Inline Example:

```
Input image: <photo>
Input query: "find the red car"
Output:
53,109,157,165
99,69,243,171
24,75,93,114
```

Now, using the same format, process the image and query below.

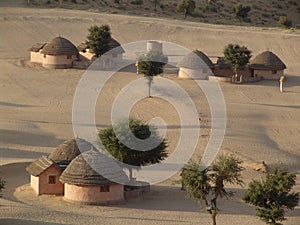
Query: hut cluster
178,50,286,82
26,138,149,205
29,36,124,69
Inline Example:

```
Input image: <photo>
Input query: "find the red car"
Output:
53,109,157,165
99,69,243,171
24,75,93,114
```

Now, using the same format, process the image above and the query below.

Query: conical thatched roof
41,36,78,55
48,138,91,165
77,37,125,54
250,51,286,70
178,50,214,69
26,156,58,176
29,42,47,52
59,150,129,185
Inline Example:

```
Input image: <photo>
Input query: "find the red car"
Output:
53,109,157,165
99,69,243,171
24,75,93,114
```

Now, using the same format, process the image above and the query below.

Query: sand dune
0,4,299,225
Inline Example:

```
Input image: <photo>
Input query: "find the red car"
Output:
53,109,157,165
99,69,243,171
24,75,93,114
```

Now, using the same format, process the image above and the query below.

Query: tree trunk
211,212,217,225
129,168,133,181
147,77,152,98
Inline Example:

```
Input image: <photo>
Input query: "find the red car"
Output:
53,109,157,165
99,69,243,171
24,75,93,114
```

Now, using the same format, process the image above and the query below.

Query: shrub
130,0,143,5
278,16,292,28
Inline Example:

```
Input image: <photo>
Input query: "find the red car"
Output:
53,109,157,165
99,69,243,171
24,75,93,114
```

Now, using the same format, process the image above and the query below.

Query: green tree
181,155,244,225
137,51,167,98
86,25,111,57
232,4,251,23
177,0,196,19
0,178,5,197
243,167,299,225
99,118,167,180
223,44,252,83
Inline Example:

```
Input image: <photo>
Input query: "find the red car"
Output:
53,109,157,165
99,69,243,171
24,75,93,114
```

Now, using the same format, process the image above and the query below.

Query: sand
0,1,300,224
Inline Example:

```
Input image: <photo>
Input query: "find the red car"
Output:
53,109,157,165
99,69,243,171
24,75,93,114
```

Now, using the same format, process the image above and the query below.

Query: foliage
130,0,143,5
232,4,251,23
243,167,299,225
278,16,292,28
137,51,167,97
177,0,196,19
0,178,5,197
98,118,167,179
181,154,244,225
223,44,252,81
86,24,111,57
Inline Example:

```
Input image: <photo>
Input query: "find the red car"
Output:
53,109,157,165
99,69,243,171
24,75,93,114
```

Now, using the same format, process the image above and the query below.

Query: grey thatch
41,36,78,55
48,138,92,165
77,37,125,54
250,51,286,70
178,50,214,69
59,149,129,186
26,156,58,176
29,42,47,52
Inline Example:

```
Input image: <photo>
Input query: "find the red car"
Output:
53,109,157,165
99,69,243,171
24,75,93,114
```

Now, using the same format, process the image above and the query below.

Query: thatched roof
26,156,58,176
77,37,125,54
29,42,47,52
48,138,92,165
178,50,214,69
41,36,78,55
59,150,129,186
250,51,286,70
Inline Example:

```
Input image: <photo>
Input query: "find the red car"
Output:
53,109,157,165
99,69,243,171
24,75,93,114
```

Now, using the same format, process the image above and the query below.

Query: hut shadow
0,219,65,225
0,101,40,108
250,103,300,109
0,162,30,202
0,129,64,147
244,74,300,88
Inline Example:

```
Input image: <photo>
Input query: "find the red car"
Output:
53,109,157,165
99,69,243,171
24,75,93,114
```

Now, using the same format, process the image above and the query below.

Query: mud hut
250,51,286,80
77,37,124,69
59,150,129,205
26,156,64,196
178,50,214,79
29,42,46,63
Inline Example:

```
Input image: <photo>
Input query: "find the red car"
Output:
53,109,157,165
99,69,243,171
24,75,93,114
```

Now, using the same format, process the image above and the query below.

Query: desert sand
0,1,300,224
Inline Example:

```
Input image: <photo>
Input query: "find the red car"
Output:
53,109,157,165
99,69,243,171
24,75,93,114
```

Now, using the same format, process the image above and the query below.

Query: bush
278,16,292,28
130,0,143,5
0,178,5,197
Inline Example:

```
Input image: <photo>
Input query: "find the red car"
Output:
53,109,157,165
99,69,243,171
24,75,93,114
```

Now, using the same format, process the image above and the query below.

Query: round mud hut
250,51,286,80
178,50,214,79
59,150,129,205
40,36,79,69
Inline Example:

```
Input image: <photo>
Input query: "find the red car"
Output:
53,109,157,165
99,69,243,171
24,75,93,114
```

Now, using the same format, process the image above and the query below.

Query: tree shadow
0,219,65,225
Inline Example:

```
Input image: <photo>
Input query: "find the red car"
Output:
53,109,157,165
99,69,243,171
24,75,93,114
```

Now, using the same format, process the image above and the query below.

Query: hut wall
64,183,124,204
37,165,64,195
213,67,234,77
79,51,95,61
147,41,163,53
42,54,76,69
179,67,212,80
30,52,43,64
253,69,283,80
30,175,39,194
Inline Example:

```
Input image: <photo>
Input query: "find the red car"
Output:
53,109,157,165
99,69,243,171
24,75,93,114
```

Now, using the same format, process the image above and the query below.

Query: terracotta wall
30,51,43,64
37,165,64,195
64,183,124,204
42,54,76,68
179,67,213,80
253,69,283,80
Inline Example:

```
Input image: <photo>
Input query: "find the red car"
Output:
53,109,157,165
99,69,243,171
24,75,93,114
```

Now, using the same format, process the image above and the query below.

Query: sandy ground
0,1,300,225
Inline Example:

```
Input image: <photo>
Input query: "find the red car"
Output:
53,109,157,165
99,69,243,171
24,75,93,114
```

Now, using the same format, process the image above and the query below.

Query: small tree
278,16,292,28
0,178,5,197
243,167,299,225
177,0,196,19
223,44,252,83
181,155,244,225
86,25,111,57
99,118,167,180
137,51,167,98
232,4,251,23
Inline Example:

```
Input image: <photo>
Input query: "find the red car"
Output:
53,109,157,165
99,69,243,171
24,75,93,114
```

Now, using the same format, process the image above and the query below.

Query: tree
98,118,167,180
243,167,299,225
181,155,244,225
177,0,196,19
232,4,251,23
86,25,111,57
0,178,5,197
223,44,252,83
278,16,292,28
137,51,167,98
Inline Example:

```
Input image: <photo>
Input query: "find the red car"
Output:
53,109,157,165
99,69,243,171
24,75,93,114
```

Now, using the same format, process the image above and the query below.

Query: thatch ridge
178,50,214,69
26,156,57,176
41,36,78,55
59,149,129,186
29,42,47,52
250,51,286,70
